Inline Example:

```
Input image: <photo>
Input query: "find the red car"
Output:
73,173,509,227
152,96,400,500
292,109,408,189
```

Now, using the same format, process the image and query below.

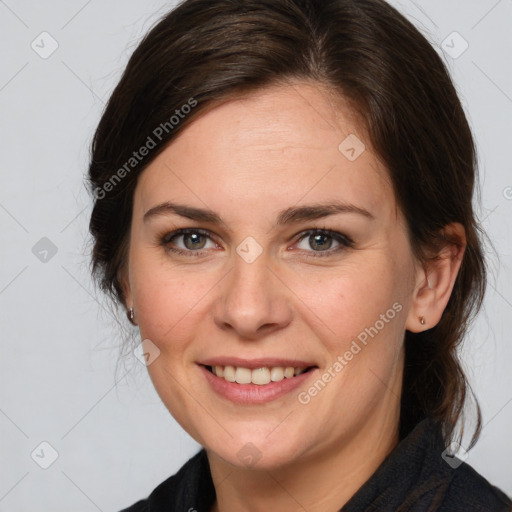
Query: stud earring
419,316,426,326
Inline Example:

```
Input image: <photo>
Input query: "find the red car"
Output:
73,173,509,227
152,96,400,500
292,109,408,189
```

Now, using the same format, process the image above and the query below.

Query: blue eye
160,228,354,257
160,228,218,256
294,229,354,255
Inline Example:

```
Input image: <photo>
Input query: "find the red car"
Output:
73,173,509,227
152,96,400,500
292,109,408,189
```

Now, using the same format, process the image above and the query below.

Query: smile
199,361,319,404
206,365,313,385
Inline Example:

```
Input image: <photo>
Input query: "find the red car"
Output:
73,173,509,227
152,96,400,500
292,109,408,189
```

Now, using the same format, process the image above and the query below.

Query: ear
119,267,138,326
406,223,466,333
118,266,133,310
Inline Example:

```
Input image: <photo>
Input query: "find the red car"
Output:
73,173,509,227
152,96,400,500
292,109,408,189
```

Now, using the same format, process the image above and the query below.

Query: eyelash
159,228,354,258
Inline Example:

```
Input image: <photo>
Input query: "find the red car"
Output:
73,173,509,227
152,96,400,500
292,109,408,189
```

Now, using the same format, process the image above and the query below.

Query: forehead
135,81,395,223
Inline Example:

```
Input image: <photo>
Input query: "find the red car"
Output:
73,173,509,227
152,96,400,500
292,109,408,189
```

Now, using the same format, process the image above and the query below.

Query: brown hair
88,0,487,447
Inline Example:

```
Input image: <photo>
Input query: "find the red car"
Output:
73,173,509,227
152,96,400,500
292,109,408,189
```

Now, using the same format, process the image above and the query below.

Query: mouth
203,364,317,386
197,357,319,404
199,362,319,404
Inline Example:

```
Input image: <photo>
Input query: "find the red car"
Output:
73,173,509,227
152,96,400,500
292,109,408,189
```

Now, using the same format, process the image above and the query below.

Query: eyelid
160,228,220,253
159,227,354,256
295,228,354,249
291,229,354,254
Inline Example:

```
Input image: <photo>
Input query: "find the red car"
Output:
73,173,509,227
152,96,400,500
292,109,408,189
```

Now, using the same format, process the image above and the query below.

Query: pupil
184,233,206,250
310,233,331,251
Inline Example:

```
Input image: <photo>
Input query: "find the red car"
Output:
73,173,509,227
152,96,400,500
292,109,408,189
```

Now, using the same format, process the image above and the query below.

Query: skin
121,81,465,512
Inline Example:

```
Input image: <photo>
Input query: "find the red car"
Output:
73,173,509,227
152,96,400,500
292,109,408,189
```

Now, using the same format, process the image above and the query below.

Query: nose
212,254,293,340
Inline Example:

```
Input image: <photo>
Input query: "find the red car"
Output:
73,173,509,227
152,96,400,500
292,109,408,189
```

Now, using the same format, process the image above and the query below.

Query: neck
207,403,400,512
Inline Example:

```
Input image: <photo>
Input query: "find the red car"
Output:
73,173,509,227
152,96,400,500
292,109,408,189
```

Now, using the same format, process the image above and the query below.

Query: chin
205,432,307,471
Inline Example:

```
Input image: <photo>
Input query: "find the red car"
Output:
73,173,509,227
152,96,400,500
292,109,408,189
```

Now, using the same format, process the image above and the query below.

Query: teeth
270,367,284,381
284,367,295,378
251,367,271,385
235,367,252,384
209,365,309,386
223,365,235,382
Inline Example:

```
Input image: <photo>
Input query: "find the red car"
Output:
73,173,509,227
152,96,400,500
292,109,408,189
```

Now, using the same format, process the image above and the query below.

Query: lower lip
199,365,317,404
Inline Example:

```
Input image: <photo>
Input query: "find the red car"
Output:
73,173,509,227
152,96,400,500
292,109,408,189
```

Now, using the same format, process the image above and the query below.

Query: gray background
0,0,511,510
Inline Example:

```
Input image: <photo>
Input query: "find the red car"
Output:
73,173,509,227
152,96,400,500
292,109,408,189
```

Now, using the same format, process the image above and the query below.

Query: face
123,81,421,470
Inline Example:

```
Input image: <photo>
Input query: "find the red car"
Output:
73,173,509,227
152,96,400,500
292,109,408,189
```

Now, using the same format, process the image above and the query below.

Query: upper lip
199,357,317,369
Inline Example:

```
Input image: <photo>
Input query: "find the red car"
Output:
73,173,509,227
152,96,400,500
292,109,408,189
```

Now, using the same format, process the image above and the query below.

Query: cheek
290,260,400,341
296,267,406,402
290,259,407,391
129,249,233,371
133,268,210,343
129,262,220,439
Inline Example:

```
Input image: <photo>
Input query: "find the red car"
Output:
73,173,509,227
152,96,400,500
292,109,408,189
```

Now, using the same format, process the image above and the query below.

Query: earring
419,316,426,325
127,307,136,325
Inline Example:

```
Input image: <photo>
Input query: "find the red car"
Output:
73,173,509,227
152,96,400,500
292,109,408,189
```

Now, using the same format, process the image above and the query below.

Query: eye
160,228,219,255
294,229,354,256
159,227,354,257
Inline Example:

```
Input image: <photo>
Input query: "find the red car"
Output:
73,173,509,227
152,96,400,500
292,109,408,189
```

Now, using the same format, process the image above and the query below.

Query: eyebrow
143,200,375,226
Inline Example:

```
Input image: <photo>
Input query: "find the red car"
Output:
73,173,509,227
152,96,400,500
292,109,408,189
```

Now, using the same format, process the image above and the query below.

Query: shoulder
403,420,512,511
435,461,512,511
407,421,512,511
342,418,512,512
117,449,212,512
118,499,147,512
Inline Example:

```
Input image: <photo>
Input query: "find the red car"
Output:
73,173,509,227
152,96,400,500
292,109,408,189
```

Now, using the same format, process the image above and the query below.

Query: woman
87,0,512,510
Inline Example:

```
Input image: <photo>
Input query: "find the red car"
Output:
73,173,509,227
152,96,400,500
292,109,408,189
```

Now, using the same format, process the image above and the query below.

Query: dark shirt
119,418,512,511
